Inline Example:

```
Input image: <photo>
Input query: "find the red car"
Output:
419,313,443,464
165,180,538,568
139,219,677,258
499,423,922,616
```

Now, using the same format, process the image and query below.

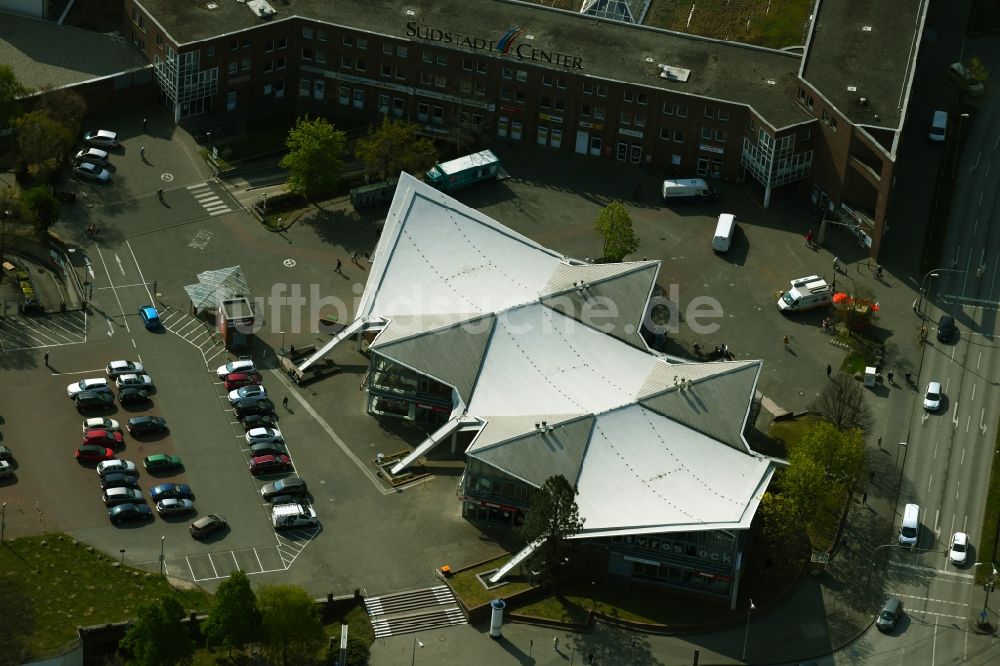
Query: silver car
156,498,195,516
74,147,110,166
115,373,154,389
83,129,119,148
73,162,112,183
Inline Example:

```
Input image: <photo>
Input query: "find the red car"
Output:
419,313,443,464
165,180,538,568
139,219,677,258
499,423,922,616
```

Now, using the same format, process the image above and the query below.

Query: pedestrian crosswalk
187,181,233,216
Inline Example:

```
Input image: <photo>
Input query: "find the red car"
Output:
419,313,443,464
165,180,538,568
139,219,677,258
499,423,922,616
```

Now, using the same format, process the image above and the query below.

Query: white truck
661,178,718,204
272,503,319,530
777,275,833,312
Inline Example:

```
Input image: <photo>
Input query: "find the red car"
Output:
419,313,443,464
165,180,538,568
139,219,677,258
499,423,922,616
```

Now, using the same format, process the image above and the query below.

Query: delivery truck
777,275,833,312
425,150,500,192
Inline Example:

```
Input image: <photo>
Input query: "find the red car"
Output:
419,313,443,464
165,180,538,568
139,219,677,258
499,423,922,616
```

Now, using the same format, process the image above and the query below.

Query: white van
712,214,737,252
777,275,833,312
661,178,718,204
272,503,319,530
899,503,920,546
929,111,948,144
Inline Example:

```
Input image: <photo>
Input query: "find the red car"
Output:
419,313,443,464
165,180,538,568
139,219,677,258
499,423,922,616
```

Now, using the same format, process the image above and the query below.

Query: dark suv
234,398,275,418
75,390,114,412
937,315,956,342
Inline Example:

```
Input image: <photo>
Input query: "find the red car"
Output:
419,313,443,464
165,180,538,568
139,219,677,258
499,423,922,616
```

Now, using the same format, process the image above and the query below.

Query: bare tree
811,372,873,434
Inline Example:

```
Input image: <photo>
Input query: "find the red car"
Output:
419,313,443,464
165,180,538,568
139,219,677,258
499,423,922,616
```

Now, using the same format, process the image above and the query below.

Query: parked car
116,373,154,390
223,372,263,390
143,454,183,473
217,359,256,379
83,129,120,149
75,390,114,412
250,441,288,458
261,477,307,500
118,387,151,405
234,398,275,418
875,597,902,632
937,314,956,342
0,460,13,480
67,378,111,398
156,498,195,516
0,445,14,461
190,513,227,539
82,429,124,449
249,454,292,476
83,417,120,433
245,427,283,445
108,503,153,524
73,162,112,183
100,472,140,490
106,360,145,377
228,385,267,404
923,381,942,411
76,445,115,463
126,416,167,435
241,413,278,431
150,483,193,502
103,486,144,507
74,147,110,166
137,305,161,329
97,459,138,477
949,532,969,565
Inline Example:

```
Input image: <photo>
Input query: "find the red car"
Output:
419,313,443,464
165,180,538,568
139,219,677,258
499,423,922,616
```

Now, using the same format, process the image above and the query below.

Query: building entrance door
575,130,588,154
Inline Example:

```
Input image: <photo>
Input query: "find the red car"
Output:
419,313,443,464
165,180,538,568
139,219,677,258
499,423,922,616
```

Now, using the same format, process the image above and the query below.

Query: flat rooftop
139,0,808,127
0,11,148,90
801,0,923,129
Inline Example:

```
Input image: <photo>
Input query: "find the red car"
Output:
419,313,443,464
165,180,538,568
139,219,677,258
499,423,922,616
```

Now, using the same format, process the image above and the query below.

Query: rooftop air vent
406,8,415,16
862,25,872,32
207,2,218,9
658,64,691,82
247,0,277,19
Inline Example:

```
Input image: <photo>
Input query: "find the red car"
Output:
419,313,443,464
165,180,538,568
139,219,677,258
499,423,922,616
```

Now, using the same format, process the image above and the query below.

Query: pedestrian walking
877,436,882,449
783,334,790,349
142,118,148,131
282,396,289,409
553,636,560,652
887,370,894,384
826,364,832,378
44,352,49,366
351,251,359,265
870,470,875,483
152,280,157,293
833,256,840,273
912,298,918,312
140,146,146,158
862,491,868,505
905,371,912,385
335,259,343,274
588,652,595,665
805,229,814,246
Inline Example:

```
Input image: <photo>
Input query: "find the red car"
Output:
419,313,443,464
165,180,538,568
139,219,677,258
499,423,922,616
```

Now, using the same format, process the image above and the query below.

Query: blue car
149,482,194,502
138,305,161,329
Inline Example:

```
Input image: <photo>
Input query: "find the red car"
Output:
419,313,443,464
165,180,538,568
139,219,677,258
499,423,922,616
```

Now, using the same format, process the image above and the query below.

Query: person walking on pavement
905,371,912,386
833,256,840,273
805,229,814,246
44,352,49,366
826,364,832,378
282,396,289,409
783,334,790,350
335,258,343,274
862,491,868,505
143,118,148,131
140,146,146,159
887,370,894,384
553,636,560,652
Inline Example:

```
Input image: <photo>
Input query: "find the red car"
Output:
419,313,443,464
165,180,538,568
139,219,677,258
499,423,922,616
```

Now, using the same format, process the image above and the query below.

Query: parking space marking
0,310,88,351
148,544,294,582
157,305,226,367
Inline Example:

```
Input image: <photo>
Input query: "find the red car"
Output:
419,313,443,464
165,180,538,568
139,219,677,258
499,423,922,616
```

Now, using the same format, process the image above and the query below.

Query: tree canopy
257,584,325,666
15,111,73,167
203,570,259,654
593,200,639,262
21,186,61,233
0,65,31,129
811,372,873,434
354,117,437,180
119,596,194,666
34,87,87,139
279,115,346,199
516,474,584,589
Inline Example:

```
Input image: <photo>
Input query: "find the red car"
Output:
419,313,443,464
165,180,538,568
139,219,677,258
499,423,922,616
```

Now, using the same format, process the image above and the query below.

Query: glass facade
741,129,813,188
154,48,219,118
366,353,453,425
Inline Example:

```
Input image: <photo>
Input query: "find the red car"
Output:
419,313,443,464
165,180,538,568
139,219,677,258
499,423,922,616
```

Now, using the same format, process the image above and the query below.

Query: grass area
645,0,812,49
1,534,213,662
768,414,821,455
449,556,535,608
839,332,881,375
514,582,701,625
262,205,310,230
975,424,1000,584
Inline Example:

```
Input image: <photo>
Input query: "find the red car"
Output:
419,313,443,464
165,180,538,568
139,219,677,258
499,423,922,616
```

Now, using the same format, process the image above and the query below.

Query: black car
75,390,114,412
108,502,154,524
0,445,13,461
126,415,167,435
937,314,956,342
100,472,140,490
190,513,228,539
118,387,151,405
234,398,275,418
241,413,278,431
250,441,288,458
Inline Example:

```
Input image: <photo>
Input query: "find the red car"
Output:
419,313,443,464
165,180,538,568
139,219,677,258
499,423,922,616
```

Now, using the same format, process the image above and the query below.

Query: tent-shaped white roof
184,266,249,310
361,174,775,538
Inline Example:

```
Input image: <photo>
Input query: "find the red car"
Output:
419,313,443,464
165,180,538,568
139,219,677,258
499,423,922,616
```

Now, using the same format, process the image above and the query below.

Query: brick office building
125,0,929,257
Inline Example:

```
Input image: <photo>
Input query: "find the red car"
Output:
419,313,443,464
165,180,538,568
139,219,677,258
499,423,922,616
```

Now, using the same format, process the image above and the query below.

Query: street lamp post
280,330,286,357
975,562,998,625
918,267,966,315
120,548,126,567
952,113,971,178
1,501,6,543
741,599,755,662
160,535,165,577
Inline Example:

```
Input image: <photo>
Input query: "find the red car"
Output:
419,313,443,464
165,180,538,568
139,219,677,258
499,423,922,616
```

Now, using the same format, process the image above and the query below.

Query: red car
76,445,115,463
249,454,291,476
224,372,263,391
82,429,125,449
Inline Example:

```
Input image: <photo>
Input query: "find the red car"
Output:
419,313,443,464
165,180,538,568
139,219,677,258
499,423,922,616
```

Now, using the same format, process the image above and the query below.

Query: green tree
35,87,88,139
21,186,60,233
593,200,639,261
257,584,325,666
15,111,73,166
0,65,31,128
757,491,807,571
119,596,194,666
203,570,259,655
516,475,584,589
354,116,437,180
279,115,346,199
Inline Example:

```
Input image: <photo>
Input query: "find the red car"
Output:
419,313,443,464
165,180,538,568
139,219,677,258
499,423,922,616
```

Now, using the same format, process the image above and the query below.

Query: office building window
502,67,512,80
477,62,487,74
582,81,593,95
357,37,367,49
437,54,447,66
676,105,688,117
378,94,389,113
516,70,528,82
418,102,429,122
637,92,648,105
344,34,354,47
341,55,353,69
317,29,327,42
303,27,314,39
302,49,313,61
316,50,327,65
674,130,685,142
227,61,237,75
434,75,446,88
420,72,433,85
422,50,433,63
277,37,287,50
463,58,473,71
397,45,408,58
276,57,285,70
206,45,215,58
432,104,443,125
299,78,311,96
383,43,393,55
265,40,274,53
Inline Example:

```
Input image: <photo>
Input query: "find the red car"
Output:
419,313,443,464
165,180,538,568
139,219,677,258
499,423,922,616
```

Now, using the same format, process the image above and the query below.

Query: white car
923,381,942,411
67,378,111,398
74,147,110,166
96,459,138,477
228,385,266,404
216,359,256,379
0,460,13,480
245,427,284,445
82,417,120,433
115,373,154,389
106,360,145,377
949,532,968,565
83,129,119,148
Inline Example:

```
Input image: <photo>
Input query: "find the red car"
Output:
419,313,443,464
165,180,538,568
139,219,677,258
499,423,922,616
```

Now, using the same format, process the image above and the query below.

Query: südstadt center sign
405,21,583,70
